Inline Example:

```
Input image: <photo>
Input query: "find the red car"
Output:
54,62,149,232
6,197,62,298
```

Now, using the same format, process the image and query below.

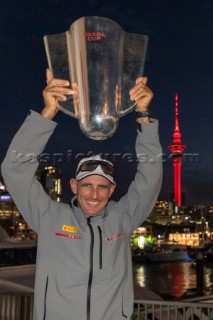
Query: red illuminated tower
168,94,186,206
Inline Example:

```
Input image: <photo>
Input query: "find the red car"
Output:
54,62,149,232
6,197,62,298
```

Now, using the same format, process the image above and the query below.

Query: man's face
70,175,116,217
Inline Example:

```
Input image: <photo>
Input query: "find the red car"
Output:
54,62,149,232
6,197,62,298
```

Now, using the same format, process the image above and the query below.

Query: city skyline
0,1,213,205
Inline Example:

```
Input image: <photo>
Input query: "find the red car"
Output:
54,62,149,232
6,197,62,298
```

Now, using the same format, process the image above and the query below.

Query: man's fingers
130,77,148,99
44,73,79,107
130,84,150,101
46,86,74,94
135,76,147,85
132,89,150,102
46,68,53,84
43,88,76,103
47,78,70,88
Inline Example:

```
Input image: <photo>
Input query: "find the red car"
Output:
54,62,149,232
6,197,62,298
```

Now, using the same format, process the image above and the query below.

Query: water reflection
204,267,213,288
133,261,213,299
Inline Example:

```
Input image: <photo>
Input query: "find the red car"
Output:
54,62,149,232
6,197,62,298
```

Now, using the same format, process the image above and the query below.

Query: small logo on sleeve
105,234,123,241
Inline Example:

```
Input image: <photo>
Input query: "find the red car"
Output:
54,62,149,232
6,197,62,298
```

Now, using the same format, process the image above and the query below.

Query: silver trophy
44,16,148,140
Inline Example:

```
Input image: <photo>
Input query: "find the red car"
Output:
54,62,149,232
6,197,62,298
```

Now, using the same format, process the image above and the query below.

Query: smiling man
1,69,162,320
71,156,116,217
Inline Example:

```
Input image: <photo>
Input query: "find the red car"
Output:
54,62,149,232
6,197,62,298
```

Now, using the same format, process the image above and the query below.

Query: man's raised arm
1,69,76,230
115,77,162,232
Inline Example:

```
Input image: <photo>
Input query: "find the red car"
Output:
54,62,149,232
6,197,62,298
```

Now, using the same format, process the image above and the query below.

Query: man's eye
99,185,108,189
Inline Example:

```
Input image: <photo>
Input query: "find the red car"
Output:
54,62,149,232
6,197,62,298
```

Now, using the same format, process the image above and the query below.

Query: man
1,69,162,320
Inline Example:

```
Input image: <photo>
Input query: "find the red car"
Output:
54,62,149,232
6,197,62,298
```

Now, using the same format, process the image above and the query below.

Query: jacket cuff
136,118,157,132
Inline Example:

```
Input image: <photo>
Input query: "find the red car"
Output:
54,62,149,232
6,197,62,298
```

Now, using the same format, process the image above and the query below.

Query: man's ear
70,178,77,194
109,183,116,198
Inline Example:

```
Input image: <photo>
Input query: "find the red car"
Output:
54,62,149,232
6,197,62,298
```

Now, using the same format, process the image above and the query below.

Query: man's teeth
87,201,98,205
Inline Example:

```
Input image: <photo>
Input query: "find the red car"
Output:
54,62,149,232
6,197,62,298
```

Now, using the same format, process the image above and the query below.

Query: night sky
0,0,213,206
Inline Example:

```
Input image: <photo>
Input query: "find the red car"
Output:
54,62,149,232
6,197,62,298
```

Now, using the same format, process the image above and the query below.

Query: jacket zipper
97,226,103,269
87,217,94,320
43,276,48,320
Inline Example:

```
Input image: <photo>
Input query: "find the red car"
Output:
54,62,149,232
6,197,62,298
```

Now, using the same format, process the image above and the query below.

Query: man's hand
41,69,76,120
129,77,153,124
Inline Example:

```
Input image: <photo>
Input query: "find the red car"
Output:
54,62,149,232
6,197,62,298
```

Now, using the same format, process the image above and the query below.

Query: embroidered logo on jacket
55,232,81,239
62,225,77,233
105,234,123,241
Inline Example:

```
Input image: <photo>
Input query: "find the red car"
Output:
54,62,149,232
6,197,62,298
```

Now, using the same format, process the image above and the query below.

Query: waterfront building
0,165,62,239
0,182,36,239
38,165,62,202
148,200,191,225
130,201,213,249
0,185,20,237
148,200,173,225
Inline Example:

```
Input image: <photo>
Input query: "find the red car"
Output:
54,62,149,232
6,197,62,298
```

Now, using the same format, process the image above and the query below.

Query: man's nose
90,187,98,199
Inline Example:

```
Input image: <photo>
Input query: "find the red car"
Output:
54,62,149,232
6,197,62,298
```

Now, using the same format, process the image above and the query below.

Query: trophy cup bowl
44,16,148,140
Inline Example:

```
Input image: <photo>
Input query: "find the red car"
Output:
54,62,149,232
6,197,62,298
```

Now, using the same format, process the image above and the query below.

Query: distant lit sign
138,236,145,249
0,195,11,201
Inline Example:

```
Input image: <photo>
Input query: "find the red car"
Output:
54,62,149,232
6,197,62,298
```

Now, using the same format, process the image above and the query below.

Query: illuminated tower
168,94,186,206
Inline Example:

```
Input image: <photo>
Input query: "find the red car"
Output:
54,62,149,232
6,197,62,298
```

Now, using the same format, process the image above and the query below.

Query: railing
0,292,34,320
1,292,213,320
133,299,213,320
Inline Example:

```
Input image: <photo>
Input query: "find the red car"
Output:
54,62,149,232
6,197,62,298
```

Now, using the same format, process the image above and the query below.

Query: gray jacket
1,111,162,320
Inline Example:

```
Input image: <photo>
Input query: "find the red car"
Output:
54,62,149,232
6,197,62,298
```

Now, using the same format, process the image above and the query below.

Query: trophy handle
119,101,137,117
118,32,148,117
44,32,77,118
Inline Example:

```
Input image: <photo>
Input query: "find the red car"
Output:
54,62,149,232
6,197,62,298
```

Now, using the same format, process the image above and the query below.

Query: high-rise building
168,94,186,206
0,182,24,237
40,166,62,202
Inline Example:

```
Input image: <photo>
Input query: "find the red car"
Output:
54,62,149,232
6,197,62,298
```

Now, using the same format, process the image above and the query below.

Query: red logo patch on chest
55,232,81,239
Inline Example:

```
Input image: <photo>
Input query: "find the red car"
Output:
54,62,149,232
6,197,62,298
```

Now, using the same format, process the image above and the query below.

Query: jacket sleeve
115,120,163,233
1,111,57,233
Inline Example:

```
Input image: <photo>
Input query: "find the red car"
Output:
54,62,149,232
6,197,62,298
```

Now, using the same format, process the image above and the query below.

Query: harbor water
133,260,213,300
